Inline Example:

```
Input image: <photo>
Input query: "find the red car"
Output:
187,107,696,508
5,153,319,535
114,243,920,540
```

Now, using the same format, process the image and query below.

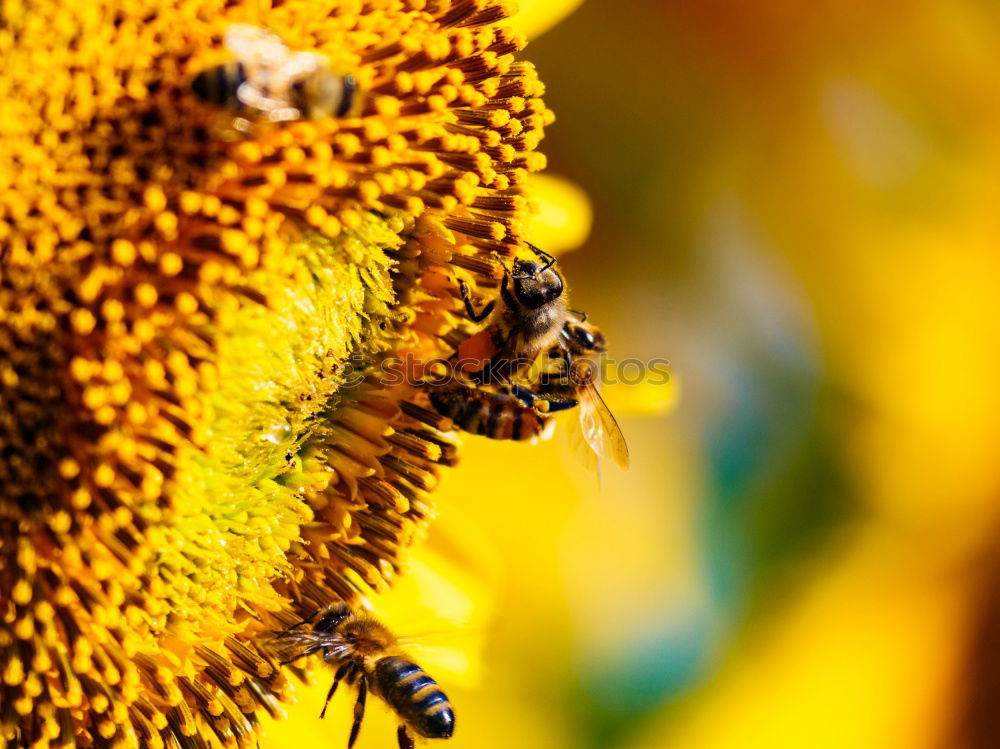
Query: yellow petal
510,0,586,40
603,376,681,417
524,173,593,254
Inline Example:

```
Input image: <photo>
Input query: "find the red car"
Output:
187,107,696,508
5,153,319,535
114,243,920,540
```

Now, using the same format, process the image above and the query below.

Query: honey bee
192,24,359,124
430,313,628,472
276,603,454,749
452,243,567,383
424,246,627,466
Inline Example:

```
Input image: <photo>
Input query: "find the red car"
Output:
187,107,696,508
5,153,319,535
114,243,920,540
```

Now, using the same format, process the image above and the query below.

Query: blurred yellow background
269,1,1000,747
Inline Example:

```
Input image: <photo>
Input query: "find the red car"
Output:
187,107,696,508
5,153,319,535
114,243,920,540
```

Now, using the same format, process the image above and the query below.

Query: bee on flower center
192,24,360,126
276,603,455,749
426,249,629,466
450,243,568,384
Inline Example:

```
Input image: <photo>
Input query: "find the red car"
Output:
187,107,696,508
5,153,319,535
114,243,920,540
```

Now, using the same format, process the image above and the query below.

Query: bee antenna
525,242,556,273
491,251,516,277
568,308,588,322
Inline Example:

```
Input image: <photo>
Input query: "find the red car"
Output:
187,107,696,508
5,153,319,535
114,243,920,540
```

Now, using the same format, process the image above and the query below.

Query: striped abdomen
191,61,247,111
374,657,454,739
428,385,547,441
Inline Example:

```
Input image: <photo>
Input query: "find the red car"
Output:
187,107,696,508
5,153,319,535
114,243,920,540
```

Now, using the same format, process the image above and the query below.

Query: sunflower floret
0,0,555,746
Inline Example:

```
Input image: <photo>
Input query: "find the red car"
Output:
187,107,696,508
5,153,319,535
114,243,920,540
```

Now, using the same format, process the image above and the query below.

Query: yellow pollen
59,458,81,479
144,186,168,213
1,0,552,746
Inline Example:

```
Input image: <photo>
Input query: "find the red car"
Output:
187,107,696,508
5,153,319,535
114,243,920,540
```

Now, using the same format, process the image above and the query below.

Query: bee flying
276,603,454,749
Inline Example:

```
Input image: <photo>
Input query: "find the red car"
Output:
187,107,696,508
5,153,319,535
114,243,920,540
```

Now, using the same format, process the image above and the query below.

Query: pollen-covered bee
276,603,454,749
192,24,360,125
425,245,627,464
451,243,567,383
430,306,628,470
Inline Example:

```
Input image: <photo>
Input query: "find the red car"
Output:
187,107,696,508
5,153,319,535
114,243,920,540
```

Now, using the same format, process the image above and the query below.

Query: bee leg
458,279,495,323
543,395,579,413
346,674,368,748
319,662,351,719
510,384,539,406
396,725,415,749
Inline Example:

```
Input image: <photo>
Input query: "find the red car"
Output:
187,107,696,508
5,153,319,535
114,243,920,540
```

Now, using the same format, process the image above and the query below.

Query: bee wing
267,629,347,663
224,24,302,115
579,383,630,470
566,406,601,482
286,49,324,77
225,24,289,68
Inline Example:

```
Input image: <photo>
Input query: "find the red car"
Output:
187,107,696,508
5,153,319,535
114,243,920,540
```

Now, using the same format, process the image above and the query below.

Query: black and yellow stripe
427,384,545,441
191,61,247,110
374,656,455,739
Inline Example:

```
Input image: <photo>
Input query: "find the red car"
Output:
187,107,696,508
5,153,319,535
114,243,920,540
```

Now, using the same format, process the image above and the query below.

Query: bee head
510,260,564,310
312,602,351,633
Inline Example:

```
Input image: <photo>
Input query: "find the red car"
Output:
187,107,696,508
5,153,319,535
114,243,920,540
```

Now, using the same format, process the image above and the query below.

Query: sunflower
0,0,586,746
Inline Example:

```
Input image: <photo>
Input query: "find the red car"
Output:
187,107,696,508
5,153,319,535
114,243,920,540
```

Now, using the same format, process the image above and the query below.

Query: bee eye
574,328,596,348
512,260,537,276
314,603,350,632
